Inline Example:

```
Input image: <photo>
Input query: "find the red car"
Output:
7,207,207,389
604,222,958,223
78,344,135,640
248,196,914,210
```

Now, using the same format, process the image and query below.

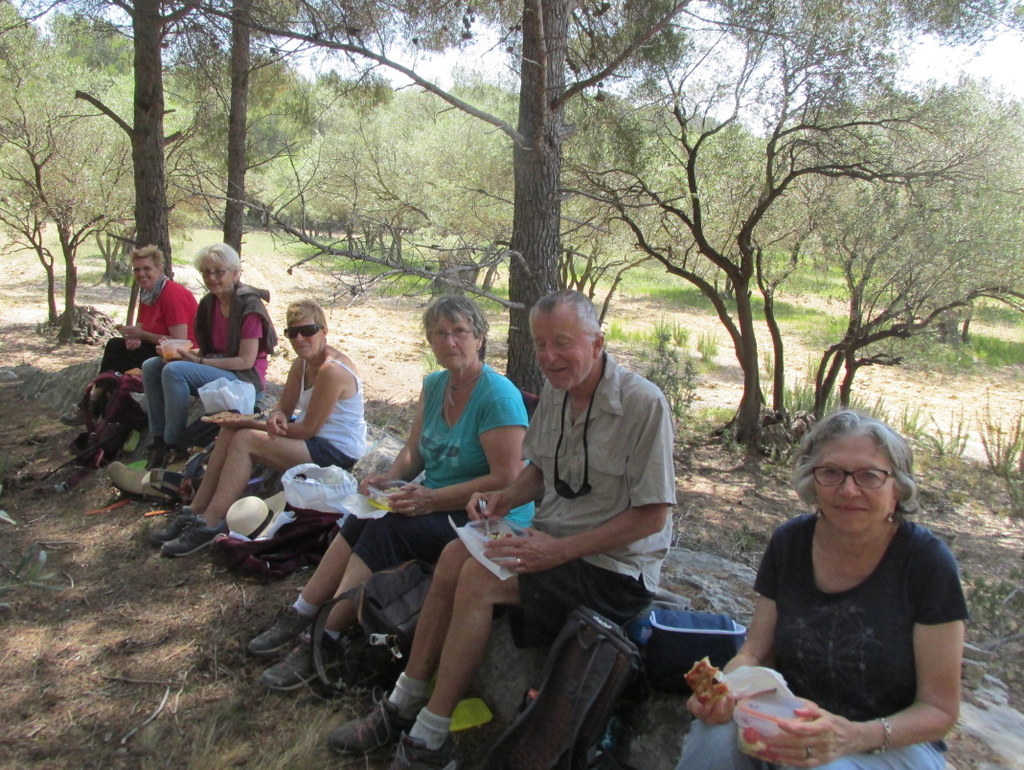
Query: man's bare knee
455,559,519,606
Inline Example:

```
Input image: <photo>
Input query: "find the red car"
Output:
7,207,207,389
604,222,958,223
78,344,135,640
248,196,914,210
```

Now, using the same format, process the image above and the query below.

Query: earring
886,512,895,523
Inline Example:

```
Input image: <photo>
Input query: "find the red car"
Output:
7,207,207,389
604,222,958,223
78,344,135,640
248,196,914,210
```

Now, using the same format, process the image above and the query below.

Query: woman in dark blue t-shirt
676,409,967,770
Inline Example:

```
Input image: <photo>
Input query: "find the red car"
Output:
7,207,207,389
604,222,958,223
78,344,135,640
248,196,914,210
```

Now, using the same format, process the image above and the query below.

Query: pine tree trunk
505,0,569,393
131,0,171,269
223,0,250,253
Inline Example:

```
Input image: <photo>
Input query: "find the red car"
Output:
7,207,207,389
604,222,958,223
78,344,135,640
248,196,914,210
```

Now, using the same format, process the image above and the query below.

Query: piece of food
367,481,406,510
685,656,730,704
201,412,258,423
738,725,769,756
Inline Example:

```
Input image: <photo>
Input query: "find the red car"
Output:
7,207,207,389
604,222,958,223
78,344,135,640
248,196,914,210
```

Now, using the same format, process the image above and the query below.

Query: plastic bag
198,377,256,415
281,462,357,514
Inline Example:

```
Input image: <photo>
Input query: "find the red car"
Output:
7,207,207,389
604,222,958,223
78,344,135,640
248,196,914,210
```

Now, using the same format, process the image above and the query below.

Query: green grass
642,283,710,311
605,320,650,344
970,334,1024,367
973,300,1024,328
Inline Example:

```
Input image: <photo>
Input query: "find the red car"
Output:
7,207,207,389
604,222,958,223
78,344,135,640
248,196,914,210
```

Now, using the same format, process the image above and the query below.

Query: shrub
642,325,698,420
696,332,719,364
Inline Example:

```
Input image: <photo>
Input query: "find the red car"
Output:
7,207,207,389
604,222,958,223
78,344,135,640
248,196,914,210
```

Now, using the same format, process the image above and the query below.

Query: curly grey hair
423,295,488,361
792,409,919,517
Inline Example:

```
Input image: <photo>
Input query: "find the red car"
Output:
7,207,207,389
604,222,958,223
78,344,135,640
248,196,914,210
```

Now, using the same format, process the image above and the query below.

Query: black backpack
479,607,641,770
311,559,434,692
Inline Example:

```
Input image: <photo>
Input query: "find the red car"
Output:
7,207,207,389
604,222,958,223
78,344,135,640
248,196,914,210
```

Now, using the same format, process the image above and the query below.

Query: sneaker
249,607,311,657
389,733,457,770
160,519,226,557
260,637,316,691
148,508,197,547
328,697,414,756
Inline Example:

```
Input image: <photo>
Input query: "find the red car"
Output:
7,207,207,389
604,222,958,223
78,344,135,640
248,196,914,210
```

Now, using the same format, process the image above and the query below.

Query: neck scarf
140,275,168,306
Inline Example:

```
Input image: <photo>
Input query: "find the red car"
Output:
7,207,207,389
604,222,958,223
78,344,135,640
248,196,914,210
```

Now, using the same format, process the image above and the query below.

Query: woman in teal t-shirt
251,296,533,691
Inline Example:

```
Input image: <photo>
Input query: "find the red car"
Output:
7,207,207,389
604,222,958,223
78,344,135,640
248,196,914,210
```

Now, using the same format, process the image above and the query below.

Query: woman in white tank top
154,299,366,558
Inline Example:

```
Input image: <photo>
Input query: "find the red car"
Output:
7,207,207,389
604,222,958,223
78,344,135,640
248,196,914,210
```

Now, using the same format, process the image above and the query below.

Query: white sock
388,673,431,719
292,596,319,618
408,708,451,751
324,629,340,641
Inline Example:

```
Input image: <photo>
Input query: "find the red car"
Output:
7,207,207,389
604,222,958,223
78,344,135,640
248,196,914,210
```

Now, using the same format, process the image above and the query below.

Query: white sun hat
225,491,287,540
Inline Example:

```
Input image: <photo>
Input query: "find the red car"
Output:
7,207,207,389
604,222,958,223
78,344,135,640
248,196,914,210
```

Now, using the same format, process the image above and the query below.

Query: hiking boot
388,733,457,770
148,508,197,547
160,519,226,557
145,441,167,471
328,696,414,756
260,637,316,691
163,446,191,469
262,631,349,691
249,607,311,657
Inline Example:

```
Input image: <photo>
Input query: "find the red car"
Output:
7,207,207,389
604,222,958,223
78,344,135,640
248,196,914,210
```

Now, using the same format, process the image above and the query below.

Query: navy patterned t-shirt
754,515,968,721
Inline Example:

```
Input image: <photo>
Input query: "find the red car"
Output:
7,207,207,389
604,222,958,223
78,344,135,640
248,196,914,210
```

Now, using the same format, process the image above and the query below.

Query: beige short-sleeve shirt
523,353,677,588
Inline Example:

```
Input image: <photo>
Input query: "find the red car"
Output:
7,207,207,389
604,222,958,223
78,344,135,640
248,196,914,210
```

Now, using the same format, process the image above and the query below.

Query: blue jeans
675,720,946,770
141,358,240,447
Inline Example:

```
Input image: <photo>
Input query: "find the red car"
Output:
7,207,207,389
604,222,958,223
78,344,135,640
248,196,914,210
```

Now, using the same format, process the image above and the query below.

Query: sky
371,27,1024,102
902,32,1024,99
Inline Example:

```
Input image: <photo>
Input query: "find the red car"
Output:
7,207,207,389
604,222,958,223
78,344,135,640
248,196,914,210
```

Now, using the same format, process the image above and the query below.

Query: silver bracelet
877,717,892,754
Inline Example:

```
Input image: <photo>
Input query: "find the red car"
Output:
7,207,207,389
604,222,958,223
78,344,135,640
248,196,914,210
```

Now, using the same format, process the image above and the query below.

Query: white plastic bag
198,377,256,415
281,463,358,514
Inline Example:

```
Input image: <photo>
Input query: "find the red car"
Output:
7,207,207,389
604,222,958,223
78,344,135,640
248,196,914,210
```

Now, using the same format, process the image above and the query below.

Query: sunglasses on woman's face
283,324,323,339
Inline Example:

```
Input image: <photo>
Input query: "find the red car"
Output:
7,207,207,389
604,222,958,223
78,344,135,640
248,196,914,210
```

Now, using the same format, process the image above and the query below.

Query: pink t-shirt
209,311,267,386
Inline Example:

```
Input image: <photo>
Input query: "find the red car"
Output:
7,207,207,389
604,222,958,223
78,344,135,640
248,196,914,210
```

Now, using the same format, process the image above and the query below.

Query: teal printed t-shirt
420,365,533,528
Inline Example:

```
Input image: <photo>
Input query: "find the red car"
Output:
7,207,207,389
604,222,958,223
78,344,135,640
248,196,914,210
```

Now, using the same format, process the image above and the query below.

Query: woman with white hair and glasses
141,243,276,469
676,409,967,770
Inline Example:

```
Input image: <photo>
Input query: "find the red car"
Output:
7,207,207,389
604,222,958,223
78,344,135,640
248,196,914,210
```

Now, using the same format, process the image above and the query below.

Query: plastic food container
734,693,815,757
159,339,192,361
367,480,407,510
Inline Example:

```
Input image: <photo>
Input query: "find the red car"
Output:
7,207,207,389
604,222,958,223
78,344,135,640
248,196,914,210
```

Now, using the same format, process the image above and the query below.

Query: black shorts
305,436,357,469
511,559,652,647
341,510,470,573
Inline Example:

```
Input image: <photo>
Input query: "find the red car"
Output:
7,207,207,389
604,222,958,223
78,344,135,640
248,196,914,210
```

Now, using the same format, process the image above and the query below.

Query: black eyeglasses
552,354,606,499
812,466,893,489
283,324,323,339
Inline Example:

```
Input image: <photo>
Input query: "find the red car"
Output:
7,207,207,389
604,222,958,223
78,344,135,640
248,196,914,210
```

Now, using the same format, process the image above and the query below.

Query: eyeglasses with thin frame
552,353,606,499
812,466,893,489
429,327,474,343
283,323,323,339
200,268,229,279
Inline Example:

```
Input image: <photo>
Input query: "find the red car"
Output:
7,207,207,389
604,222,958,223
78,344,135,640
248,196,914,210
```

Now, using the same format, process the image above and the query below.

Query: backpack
153,420,279,504
69,371,147,468
208,507,341,581
479,607,641,770
311,559,434,692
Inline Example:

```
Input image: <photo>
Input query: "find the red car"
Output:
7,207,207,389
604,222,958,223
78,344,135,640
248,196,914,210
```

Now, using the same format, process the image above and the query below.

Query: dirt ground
2,236,1023,769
